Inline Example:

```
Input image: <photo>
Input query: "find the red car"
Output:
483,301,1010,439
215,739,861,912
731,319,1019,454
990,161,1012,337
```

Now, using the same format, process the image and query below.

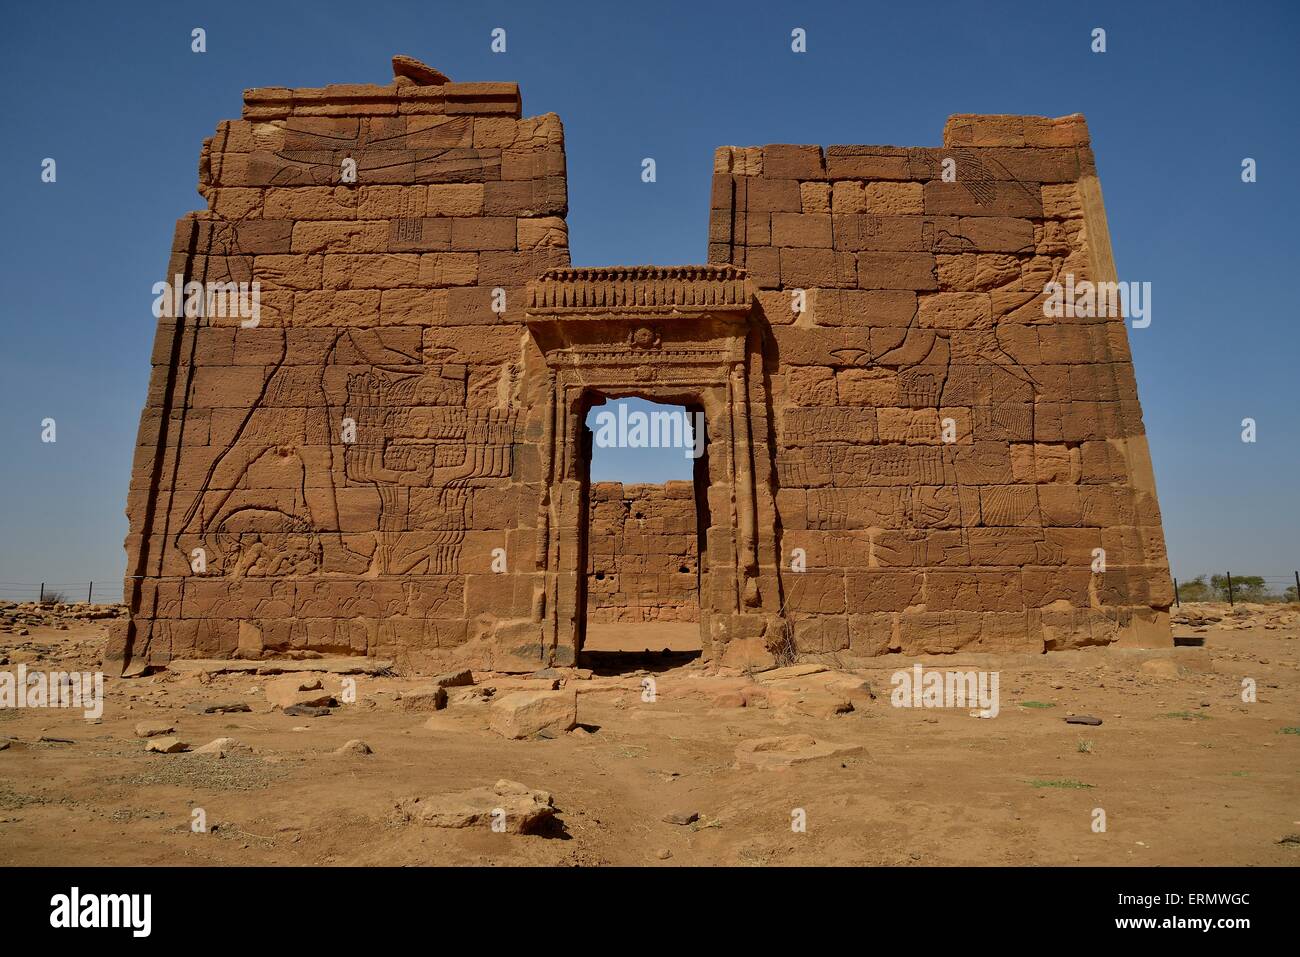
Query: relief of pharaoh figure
174,328,515,581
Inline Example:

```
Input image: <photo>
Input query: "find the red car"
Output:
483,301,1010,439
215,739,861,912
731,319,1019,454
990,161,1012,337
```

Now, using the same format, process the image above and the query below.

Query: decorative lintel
526,265,753,317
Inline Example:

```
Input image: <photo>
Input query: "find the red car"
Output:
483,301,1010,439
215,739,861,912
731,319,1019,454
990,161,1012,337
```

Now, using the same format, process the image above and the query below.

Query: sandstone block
266,676,336,710
857,252,937,290
397,780,555,833
400,686,448,711
134,720,176,738
145,737,189,754
488,689,578,739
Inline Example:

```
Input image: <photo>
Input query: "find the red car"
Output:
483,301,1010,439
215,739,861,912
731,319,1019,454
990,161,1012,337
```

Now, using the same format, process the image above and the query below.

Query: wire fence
0,580,127,605
1172,572,1300,607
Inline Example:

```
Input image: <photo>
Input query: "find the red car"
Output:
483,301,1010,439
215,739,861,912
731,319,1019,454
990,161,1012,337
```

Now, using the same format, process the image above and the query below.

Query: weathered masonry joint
111,57,1173,675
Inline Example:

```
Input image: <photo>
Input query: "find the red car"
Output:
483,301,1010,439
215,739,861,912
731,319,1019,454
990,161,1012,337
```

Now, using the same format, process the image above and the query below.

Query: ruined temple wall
112,75,1175,674
708,114,1173,656
587,482,699,623
112,77,569,672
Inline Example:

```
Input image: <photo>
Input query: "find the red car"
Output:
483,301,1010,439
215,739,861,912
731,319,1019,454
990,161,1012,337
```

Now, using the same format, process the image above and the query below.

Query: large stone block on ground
265,676,335,710
488,688,578,739
396,779,556,833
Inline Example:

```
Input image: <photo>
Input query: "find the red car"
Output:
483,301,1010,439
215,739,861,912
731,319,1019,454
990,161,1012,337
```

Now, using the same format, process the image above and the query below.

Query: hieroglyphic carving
782,407,876,446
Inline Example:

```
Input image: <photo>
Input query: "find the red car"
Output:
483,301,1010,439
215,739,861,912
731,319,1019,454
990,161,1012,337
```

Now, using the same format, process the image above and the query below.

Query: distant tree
1210,574,1268,602
1285,584,1299,603
1178,575,1212,601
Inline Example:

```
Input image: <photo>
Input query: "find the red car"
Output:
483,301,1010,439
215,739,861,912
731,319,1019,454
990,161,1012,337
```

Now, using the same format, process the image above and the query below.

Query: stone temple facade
109,57,1173,675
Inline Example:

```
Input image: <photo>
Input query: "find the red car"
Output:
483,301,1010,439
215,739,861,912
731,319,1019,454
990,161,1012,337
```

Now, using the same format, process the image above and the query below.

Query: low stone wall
587,482,699,623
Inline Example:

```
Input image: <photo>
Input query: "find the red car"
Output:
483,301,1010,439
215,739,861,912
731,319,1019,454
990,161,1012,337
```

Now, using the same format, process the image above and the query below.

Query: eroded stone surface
734,734,864,770
391,55,450,86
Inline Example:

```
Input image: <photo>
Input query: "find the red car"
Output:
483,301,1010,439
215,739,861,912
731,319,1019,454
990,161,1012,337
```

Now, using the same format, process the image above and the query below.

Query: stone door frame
525,266,774,664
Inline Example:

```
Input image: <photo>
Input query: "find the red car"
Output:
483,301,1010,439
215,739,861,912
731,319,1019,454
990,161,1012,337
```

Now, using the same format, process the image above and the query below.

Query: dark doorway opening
578,395,709,673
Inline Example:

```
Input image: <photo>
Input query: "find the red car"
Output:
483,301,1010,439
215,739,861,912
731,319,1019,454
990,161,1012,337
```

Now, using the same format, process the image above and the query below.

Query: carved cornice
526,265,753,315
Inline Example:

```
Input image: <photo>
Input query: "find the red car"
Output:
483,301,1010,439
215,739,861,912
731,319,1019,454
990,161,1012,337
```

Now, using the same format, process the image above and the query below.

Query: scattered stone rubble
9,606,1294,858
0,601,124,666
1172,602,1299,633
0,601,124,637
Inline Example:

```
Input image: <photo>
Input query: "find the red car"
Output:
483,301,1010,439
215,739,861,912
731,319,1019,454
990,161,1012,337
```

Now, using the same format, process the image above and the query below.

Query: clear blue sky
1,0,1297,601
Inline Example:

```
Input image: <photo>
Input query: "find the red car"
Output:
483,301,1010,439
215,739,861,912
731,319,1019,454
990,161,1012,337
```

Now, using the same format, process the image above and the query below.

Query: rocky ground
0,601,1297,866
0,599,124,642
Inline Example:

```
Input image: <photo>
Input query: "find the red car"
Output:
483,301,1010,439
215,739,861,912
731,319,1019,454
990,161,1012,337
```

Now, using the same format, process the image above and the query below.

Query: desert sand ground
1,602,1297,867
